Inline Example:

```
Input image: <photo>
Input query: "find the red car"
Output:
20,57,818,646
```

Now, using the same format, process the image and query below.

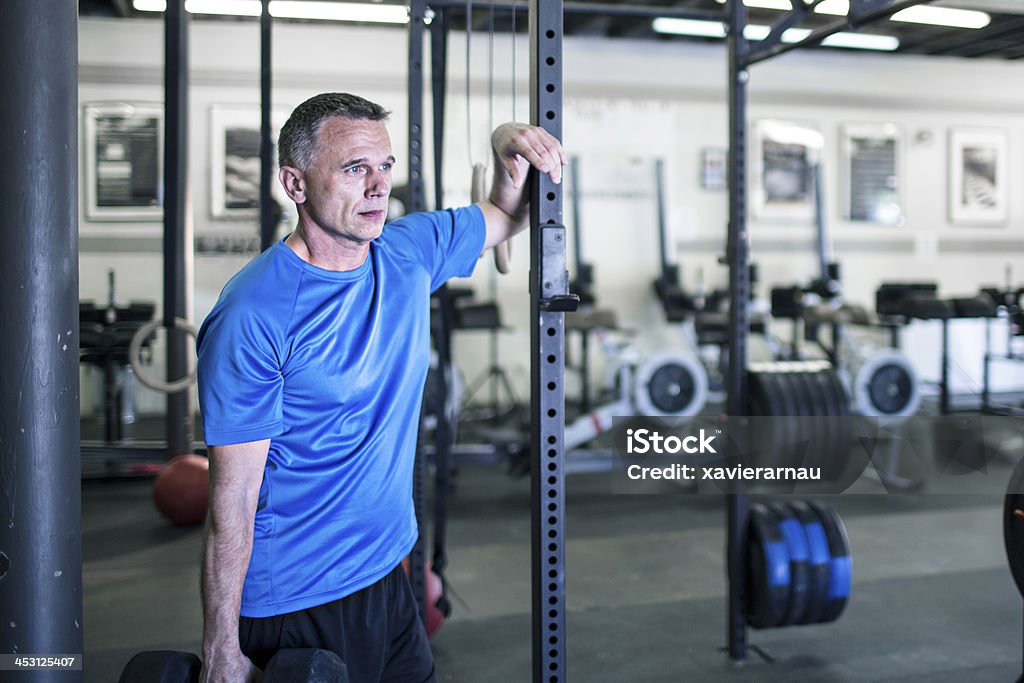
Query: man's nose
366,171,390,197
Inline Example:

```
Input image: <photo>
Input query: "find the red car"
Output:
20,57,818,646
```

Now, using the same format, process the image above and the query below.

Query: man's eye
346,165,365,174
380,162,393,172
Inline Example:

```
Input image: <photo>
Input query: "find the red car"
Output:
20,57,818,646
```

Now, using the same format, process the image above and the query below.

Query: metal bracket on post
539,224,579,312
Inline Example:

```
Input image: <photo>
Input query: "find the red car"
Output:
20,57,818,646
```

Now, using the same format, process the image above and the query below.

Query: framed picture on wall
209,105,289,219
840,123,903,225
948,127,1009,226
82,102,163,221
700,147,727,191
752,119,824,222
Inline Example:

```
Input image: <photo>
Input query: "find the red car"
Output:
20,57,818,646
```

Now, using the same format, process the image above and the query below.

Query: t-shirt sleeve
196,301,285,446
385,205,487,292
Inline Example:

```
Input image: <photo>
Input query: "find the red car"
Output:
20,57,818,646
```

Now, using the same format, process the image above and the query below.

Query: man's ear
279,166,306,204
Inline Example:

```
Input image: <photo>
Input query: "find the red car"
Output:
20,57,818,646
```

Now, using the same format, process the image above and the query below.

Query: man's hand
491,122,566,189
199,651,261,683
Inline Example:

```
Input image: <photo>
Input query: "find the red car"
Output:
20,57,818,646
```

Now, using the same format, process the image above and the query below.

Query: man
196,92,565,683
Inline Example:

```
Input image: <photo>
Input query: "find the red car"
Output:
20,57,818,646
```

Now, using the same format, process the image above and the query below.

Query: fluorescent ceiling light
651,18,726,38
822,31,899,50
653,18,898,51
273,1,408,23
714,0,990,28
890,4,990,28
815,0,990,28
132,0,410,23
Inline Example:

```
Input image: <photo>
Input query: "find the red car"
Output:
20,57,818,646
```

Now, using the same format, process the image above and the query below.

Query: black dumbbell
119,648,348,683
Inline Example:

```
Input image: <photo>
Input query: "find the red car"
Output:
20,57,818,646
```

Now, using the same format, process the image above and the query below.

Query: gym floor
83,423,1023,683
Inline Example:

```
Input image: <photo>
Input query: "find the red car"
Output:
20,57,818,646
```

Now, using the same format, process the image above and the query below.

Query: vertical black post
429,6,455,610
0,1,83,676
530,1,569,680
982,320,991,412
940,319,950,416
726,0,751,662
813,162,829,284
568,157,591,413
569,157,583,280
408,0,428,621
654,158,671,280
431,7,449,212
164,0,193,458
259,0,275,252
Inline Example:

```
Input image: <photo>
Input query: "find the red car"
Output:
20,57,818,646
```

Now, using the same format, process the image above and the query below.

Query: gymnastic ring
128,317,198,394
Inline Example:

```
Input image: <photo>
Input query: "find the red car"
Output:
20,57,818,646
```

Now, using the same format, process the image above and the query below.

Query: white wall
77,16,1024,415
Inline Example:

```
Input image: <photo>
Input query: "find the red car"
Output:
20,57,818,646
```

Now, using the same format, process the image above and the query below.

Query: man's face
299,117,394,244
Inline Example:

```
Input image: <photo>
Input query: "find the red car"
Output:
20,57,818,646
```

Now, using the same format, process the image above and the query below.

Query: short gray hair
278,93,390,171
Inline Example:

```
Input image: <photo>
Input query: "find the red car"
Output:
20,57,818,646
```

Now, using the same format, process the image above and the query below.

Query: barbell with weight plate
746,500,851,629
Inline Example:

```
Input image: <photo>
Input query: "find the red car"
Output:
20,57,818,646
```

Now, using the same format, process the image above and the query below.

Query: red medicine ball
401,557,447,638
152,454,210,526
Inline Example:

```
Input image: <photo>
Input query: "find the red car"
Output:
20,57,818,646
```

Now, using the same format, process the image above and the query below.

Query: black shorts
239,563,435,683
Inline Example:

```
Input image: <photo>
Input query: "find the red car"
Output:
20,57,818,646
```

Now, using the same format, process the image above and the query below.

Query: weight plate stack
746,503,791,629
769,502,810,625
808,501,852,623
788,500,832,625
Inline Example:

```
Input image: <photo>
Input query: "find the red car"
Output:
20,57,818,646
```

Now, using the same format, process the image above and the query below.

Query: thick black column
164,0,194,458
0,1,84,678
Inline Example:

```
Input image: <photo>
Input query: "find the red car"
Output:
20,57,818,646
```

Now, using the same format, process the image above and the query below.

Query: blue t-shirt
196,206,485,618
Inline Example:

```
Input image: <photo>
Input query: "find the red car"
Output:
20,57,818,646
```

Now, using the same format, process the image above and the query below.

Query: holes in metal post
546,111,556,120
546,354,557,364
547,381,556,391
547,192,556,201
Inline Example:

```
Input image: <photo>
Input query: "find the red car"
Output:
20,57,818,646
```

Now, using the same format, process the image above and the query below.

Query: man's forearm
201,505,256,659
488,145,530,228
